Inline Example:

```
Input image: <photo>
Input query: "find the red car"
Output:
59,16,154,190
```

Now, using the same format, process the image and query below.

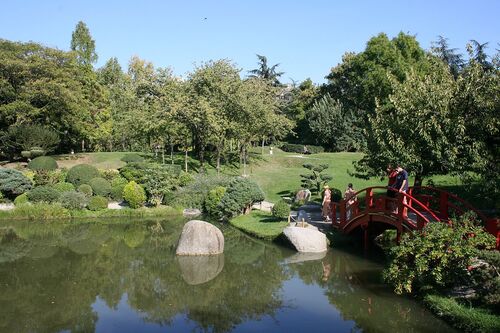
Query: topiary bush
123,181,146,209
88,195,108,211
173,174,232,209
28,156,58,171
77,184,93,197
89,177,111,197
218,177,265,218
110,176,128,201
99,169,120,181
59,191,88,210
0,168,33,199
66,164,100,186
14,193,29,205
272,200,290,220
280,143,324,154
178,171,194,187
121,153,145,163
53,182,75,193
27,185,60,203
205,186,226,216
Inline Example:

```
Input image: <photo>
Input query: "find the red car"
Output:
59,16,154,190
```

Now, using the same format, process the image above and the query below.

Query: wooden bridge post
439,191,449,220
339,200,346,228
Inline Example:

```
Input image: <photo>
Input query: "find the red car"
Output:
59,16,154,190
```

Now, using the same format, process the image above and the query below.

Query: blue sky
1,0,498,84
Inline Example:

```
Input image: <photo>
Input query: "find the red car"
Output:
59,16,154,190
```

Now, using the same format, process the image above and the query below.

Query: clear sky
1,0,498,84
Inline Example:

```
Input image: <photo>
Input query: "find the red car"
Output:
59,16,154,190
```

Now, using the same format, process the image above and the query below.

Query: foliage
280,143,324,154
308,94,363,152
87,196,108,211
424,294,500,333
77,184,93,197
99,169,120,181
383,215,496,294
27,156,58,171
178,171,194,187
205,186,226,216
27,185,61,203
13,193,29,205
121,153,145,163
0,168,33,198
247,54,284,86
218,177,265,219
271,200,290,220
59,191,88,210
229,210,288,240
110,176,128,201
173,174,231,209
66,164,100,186
142,164,180,206
471,250,500,310
300,163,332,195
3,125,60,156
1,202,70,220
53,182,76,193
122,181,146,209
89,177,111,197
70,21,98,66
33,170,61,186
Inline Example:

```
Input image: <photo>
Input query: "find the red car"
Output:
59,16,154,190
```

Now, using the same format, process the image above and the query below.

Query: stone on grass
183,208,201,218
176,220,224,255
283,226,327,253
177,254,224,285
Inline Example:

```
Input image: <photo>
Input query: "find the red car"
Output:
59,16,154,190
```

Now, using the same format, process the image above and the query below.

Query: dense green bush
27,185,60,203
272,200,290,219
89,177,111,197
205,186,226,216
383,215,496,294
77,184,93,197
123,181,146,209
5,124,60,155
28,156,58,171
99,169,120,181
33,170,61,186
471,250,500,311
66,164,100,186
178,171,194,187
59,191,88,210
53,182,75,193
173,174,231,209
280,143,324,154
121,153,145,163
218,177,265,218
0,168,33,198
120,162,181,183
110,176,128,201
88,196,108,211
14,193,29,205
143,164,180,206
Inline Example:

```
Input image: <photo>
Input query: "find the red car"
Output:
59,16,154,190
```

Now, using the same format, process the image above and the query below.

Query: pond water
0,217,456,333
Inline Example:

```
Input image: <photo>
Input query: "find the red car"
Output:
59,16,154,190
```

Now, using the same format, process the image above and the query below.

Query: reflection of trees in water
0,219,290,333
287,250,455,333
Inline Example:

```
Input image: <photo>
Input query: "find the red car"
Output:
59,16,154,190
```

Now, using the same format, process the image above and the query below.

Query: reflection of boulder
284,251,327,264
283,226,327,253
177,254,224,285
176,220,224,255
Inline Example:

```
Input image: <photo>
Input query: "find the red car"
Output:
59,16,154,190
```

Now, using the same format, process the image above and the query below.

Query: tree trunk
216,148,221,176
170,143,174,164
81,139,85,152
261,137,265,155
184,150,188,172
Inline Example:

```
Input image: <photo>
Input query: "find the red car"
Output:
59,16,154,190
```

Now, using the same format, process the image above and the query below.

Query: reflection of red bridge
330,186,499,249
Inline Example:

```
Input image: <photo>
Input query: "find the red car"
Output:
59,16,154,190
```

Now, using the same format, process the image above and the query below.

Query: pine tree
70,21,98,66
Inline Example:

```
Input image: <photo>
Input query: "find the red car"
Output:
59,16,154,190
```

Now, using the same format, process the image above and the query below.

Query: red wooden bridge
330,186,500,249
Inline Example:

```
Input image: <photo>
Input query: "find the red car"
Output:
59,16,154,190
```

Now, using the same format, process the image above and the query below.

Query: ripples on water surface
0,218,456,333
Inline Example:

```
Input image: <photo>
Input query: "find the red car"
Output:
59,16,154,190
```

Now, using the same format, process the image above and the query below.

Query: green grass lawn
229,210,289,240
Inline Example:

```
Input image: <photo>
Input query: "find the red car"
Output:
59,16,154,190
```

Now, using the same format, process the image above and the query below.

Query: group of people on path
320,164,409,222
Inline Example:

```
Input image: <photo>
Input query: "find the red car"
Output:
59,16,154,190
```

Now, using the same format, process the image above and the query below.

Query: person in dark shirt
393,165,409,216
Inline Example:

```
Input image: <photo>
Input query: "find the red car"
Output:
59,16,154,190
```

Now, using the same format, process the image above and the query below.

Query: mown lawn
229,210,288,241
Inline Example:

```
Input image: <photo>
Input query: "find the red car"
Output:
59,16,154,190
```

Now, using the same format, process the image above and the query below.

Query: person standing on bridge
394,165,409,216
386,164,398,212
344,183,358,220
322,185,332,222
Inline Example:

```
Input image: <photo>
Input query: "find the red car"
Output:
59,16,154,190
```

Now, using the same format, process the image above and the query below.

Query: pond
0,217,456,333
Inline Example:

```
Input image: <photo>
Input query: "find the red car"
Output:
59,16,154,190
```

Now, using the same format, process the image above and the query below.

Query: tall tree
70,21,98,67
430,35,464,78
468,40,493,71
248,54,284,86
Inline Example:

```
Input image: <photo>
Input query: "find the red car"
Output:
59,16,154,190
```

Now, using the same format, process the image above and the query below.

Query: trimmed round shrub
110,176,128,201
29,147,45,158
272,200,291,219
0,168,33,199
123,181,146,209
205,186,226,216
14,193,29,205
53,182,75,193
27,185,60,203
28,156,58,171
178,171,194,187
99,169,120,181
59,191,88,210
218,177,265,218
121,153,145,163
66,164,100,186
88,195,108,211
89,177,111,197
77,184,93,197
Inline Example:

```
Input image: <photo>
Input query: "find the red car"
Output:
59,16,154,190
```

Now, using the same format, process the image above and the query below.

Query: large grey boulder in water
177,254,224,285
176,220,224,255
283,226,327,253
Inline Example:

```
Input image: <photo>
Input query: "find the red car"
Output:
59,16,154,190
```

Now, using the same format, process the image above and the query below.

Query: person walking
344,183,358,220
322,185,332,222
386,164,398,212
393,165,409,216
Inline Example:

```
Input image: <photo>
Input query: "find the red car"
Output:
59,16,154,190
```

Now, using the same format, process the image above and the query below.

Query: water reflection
0,220,455,333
